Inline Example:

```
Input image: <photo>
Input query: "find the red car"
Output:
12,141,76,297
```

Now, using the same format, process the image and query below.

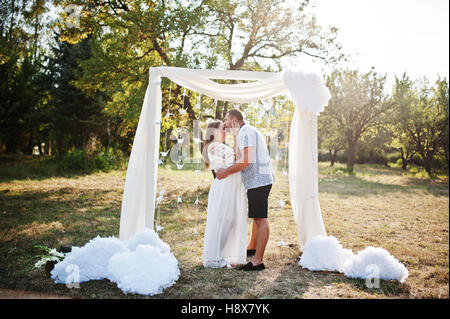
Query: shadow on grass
0,188,119,229
256,261,410,299
0,186,123,289
319,173,449,197
0,155,125,183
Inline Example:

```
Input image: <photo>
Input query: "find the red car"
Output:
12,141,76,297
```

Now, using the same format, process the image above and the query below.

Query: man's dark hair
227,109,244,121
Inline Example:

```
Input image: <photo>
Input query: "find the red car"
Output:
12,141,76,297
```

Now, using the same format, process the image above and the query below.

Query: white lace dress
202,142,247,268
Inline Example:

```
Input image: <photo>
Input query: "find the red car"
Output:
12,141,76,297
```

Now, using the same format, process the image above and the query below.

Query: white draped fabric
119,66,331,248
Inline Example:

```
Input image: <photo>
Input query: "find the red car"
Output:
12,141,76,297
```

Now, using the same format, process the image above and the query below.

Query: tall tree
402,78,448,177
46,33,104,158
206,0,344,70
204,0,345,117
318,105,346,167
0,51,40,153
325,68,394,173
390,73,419,170
0,0,54,154
433,77,449,170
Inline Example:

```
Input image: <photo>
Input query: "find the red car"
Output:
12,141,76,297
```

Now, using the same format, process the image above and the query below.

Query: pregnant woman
201,120,247,268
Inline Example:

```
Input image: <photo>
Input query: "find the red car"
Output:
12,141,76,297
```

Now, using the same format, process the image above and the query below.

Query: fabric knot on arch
119,66,331,249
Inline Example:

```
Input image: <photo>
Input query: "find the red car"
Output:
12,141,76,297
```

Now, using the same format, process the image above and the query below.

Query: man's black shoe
247,249,256,257
238,261,265,271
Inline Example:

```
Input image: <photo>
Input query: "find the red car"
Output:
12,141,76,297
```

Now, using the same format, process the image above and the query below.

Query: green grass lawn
0,160,448,299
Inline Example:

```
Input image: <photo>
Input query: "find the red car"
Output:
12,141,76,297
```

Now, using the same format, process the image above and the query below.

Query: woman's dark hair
202,120,223,166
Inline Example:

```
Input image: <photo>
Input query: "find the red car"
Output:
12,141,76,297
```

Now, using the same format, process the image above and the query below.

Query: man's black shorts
247,184,272,218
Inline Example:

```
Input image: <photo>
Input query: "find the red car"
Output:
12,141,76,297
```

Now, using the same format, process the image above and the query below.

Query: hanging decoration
193,125,203,172
179,87,188,115
160,151,169,158
160,82,173,168
175,87,188,172
195,93,202,111
174,129,185,172
164,83,173,119
193,186,200,236
180,87,188,98
155,189,165,233
154,82,175,232
192,94,204,236
165,111,173,118
282,116,289,176
281,102,290,176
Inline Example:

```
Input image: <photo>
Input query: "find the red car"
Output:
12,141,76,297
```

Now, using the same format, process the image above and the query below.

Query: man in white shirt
216,109,275,271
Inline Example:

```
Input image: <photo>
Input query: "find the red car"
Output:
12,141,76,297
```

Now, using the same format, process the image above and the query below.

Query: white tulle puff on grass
50,228,180,295
298,235,353,273
108,245,179,296
344,246,409,282
299,236,408,283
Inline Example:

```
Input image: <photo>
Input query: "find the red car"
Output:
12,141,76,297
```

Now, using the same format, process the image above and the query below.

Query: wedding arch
119,66,332,249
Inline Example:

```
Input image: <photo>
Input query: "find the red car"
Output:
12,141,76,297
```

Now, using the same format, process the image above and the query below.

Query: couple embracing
201,109,275,271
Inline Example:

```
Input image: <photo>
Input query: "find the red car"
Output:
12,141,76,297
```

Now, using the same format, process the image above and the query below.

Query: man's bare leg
247,220,258,250
251,218,269,266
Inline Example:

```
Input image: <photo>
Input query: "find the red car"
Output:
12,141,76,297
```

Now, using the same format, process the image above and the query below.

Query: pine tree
47,33,105,158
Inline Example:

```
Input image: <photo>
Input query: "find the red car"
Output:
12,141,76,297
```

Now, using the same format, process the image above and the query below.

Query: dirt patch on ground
0,288,73,299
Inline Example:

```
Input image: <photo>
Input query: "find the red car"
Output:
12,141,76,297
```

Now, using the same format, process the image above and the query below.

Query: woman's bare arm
233,135,241,161
231,122,241,161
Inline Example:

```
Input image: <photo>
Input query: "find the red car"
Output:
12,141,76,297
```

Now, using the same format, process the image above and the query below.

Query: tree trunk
5,133,17,154
28,130,34,155
400,147,407,170
37,131,44,156
56,132,65,160
347,142,356,174
215,101,221,120
444,146,449,170
107,118,111,149
185,97,196,121
330,149,337,167
369,150,374,164
170,85,196,121
48,136,52,156
423,154,433,178
222,101,229,120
